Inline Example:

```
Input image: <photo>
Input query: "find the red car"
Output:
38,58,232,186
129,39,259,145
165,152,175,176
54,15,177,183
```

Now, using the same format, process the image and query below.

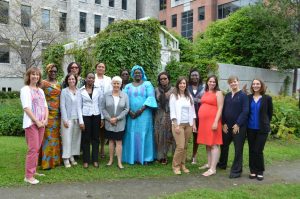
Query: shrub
0,91,20,99
0,99,23,136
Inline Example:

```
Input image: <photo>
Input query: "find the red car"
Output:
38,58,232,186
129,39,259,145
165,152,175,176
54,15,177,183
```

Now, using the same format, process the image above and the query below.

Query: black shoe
217,164,226,170
249,174,256,179
229,173,241,179
256,175,264,181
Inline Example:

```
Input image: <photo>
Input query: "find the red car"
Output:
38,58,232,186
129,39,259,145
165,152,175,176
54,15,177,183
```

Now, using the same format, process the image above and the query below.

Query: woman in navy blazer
247,78,273,181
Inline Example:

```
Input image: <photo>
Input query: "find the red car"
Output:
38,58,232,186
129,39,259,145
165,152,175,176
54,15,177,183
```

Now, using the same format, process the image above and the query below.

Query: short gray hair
111,76,122,84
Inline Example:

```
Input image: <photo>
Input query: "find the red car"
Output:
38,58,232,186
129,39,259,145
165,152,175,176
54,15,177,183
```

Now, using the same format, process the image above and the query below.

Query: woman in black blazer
247,78,273,181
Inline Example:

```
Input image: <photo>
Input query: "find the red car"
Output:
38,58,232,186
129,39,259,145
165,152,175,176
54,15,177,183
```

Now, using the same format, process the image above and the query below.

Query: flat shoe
191,157,197,165
198,164,209,170
257,175,264,181
24,177,39,185
118,165,125,170
182,168,190,173
173,169,181,175
34,173,45,177
93,162,99,168
106,163,113,167
249,174,256,179
83,163,89,169
202,169,216,177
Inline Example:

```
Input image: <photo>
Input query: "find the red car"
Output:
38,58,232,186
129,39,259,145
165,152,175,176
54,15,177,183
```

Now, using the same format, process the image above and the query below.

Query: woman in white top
94,62,112,159
20,67,48,185
60,73,82,168
169,77,196,175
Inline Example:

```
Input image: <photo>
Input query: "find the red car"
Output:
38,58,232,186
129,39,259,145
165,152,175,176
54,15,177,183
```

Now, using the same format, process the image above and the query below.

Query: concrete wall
137,0,159,19
218,63,296,96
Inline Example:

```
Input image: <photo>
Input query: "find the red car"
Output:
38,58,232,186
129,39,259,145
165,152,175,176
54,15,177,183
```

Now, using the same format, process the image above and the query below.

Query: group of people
20,63,273,185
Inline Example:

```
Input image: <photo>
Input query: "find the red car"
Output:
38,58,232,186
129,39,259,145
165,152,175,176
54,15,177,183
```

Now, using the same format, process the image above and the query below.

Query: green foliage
271,96,300,139
0,91,20,99
194,4,299,69
165,59,218,85
0,99,23,136
42,44,65,81
73,46,95,77
79,19,160,82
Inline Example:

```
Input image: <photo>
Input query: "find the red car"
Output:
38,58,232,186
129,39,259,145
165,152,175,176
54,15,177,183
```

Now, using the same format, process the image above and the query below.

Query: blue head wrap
130,65,147,81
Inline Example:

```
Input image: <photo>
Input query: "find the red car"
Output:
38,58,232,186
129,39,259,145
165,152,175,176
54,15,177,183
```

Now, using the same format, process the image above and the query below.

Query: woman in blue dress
122,65,158,165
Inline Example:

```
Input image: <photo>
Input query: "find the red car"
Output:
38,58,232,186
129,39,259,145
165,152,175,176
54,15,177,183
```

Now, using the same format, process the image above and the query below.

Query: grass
0,136,300,187
158,183,300,199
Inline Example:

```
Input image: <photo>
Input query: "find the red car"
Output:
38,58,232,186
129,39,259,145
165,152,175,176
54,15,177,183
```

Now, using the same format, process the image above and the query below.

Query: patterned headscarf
130,65,147,81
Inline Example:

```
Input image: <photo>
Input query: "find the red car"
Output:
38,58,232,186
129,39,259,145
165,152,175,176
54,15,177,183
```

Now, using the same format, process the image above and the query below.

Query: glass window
21,46,31,64
0,0,9,24
79,12,87,32
109,0,114,7
160,20,166,26
21,5,31,27
122,0,127,10
108,17,114,25
59,12,67,32
41,9,50,29
171,14,177,27
217,0,257,19
181,10,193,40
95,0,101,4
0,45,9,63
94,15,101,34
198,6,205,21
159,0,166,10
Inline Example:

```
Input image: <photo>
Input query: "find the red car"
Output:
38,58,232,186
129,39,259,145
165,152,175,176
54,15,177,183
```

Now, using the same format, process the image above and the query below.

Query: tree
194,3,300,70
0,0,62,75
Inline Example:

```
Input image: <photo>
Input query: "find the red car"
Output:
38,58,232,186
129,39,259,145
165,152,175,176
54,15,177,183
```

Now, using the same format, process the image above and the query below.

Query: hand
63,121,69,128
129,111,136,119
192,124,197,133
175,125,180,134
36,120,44,128
100,120,104,128
79,124,85,131
42,119,48,127
222,124,228,134
212,121,218,131
110,117,117,125
135,109,143,117
232,124,240,134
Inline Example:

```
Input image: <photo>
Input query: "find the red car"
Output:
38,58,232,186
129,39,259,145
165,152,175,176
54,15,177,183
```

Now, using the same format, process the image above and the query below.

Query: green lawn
0,136,299,187
159,183,300,199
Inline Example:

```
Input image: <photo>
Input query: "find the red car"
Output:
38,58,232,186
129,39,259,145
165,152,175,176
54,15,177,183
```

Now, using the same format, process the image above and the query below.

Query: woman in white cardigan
60,73,82,168
169,77,196,175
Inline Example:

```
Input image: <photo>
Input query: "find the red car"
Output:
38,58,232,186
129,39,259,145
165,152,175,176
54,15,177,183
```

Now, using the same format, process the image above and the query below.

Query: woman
169,77,196,175
188,69,205,164
154,72,175,165
218,76,249,178
247,78,273,181
66,62,85,88
122,65,158,165
102,76,129,169
120,69,130,90
94,62,112,159
21,67,48,184
78,72,104,168
40,63,62,169
60,73,82,168
197,75,224,177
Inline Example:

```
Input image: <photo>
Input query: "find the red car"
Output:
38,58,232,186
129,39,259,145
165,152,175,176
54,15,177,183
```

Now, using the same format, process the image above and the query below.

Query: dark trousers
82,115,101,163
218,125,246,176
247,129,268,175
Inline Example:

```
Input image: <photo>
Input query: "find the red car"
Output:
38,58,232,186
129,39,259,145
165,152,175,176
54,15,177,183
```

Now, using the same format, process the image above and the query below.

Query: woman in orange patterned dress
40,63,62,169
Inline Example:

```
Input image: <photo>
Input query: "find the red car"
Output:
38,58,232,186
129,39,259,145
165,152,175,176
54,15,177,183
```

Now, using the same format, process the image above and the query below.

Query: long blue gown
122,81,158,164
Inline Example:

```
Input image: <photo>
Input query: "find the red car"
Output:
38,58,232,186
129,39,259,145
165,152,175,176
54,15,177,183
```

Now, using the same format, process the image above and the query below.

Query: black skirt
105,130,125,141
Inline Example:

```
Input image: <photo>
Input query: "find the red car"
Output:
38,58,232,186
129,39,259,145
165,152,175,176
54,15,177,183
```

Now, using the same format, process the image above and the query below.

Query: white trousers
61,119,81,159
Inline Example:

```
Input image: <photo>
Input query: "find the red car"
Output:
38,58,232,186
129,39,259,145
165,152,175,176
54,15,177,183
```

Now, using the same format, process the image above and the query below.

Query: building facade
0,0,136,91
136,0,159,19
159,0,258,40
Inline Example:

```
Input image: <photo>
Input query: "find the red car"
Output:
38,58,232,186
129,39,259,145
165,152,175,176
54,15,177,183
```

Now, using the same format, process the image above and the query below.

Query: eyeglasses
160,77,168,81
49,70,57,73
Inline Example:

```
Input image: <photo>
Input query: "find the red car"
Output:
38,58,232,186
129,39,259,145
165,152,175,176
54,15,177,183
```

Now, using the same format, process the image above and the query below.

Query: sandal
198,164,209,170
173,169,182,175
202,169,216,177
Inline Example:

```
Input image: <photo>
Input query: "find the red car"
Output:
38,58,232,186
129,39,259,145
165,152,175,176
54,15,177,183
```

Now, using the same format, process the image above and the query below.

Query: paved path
1,160,300,199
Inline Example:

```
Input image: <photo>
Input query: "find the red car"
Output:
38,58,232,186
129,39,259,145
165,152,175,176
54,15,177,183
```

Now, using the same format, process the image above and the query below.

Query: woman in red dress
197,75,224,176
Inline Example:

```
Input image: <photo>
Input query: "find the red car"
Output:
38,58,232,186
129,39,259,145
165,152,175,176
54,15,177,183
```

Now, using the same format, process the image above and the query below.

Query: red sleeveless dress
197,91,222,146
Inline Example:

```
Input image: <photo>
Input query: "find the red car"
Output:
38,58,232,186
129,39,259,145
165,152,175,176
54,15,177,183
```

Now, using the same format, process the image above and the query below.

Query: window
108,17,114,25
109,0,114,7
159,0,166,10
160,20,166,26
122,0,127,10
0,38,9,63
21,40,31,64
198,6,205,21
95,0,101,4
94,15,101,34
21,5,31,27
79,12,87,32
218,2,240,19
59,12,67,32
171,14,177,27
181,10,193,40
41,9,50,29
2,87,6,92
0,0,9,24
8,87,11,92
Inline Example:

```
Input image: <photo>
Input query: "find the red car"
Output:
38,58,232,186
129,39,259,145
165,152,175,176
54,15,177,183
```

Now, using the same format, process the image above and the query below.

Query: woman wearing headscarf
122,65,158,165
154,72,175,165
